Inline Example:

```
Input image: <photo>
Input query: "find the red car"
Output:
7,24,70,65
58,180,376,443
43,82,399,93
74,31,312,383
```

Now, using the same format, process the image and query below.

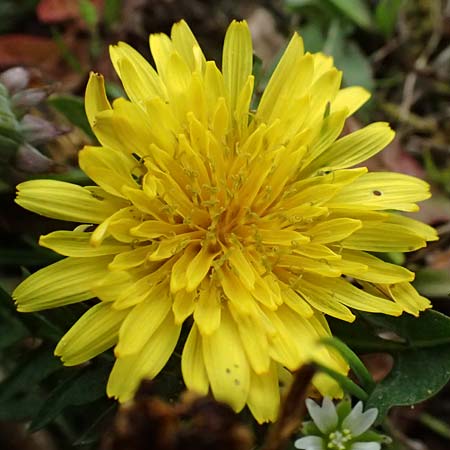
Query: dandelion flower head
13,20,437,423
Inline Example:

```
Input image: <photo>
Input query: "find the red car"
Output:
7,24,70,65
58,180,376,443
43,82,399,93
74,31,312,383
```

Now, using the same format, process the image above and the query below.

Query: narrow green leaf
315,363,368,400
78,0,98,28
104,0,122,29
29,363,111,431
0,346,62,401
320,337,375,392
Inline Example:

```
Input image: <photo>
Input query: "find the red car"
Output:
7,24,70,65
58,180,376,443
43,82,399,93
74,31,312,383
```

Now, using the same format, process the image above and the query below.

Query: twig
262,365,316,450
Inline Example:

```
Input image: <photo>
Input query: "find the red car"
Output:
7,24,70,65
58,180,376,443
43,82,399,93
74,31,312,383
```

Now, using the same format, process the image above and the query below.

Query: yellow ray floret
12,19,437,423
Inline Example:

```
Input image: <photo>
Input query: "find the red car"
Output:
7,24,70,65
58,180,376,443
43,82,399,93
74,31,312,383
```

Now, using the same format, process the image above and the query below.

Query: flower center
327,429,352,450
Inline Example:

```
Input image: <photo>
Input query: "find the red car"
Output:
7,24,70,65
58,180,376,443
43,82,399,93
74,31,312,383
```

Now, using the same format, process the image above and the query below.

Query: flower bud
11,88,49,113
14,143,52,173
0,67,30,93
20,114,68,145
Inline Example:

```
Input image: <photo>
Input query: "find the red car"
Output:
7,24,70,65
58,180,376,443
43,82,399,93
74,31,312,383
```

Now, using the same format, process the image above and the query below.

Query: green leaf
375,0,403,37
335,41,374,90
78,0,98,29
329,315,404,352
29,362,112,431
0,346,62,402
0,285,30,348
0,391,44,421
414,268,450,298
362,310,450,348
366,345,450,421
326,0,373,29
315,362,368,400
298,22,326,53
48,95,95,139
321,20,374,91
361,311,450,420
104,0,122,29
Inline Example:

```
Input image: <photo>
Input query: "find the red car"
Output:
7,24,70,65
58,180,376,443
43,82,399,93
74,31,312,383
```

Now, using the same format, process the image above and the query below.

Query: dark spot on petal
234,379,240,386
233,364,239,368
225,368,231,374
373,190,382,196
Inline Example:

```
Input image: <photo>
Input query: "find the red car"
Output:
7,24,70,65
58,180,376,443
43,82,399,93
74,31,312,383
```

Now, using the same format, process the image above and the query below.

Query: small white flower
294,398,383,450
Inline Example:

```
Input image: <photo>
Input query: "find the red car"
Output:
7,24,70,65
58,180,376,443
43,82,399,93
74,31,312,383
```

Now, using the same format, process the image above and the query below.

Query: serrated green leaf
29,363,111,431
362,310,450,348
366,345,450,421
329,315,404,352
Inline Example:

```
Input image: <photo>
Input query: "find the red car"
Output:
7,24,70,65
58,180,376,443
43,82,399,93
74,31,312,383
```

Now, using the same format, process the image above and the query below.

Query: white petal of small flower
294,435,324,450
351,442,381,450
342,401,378,436
306,397,339,433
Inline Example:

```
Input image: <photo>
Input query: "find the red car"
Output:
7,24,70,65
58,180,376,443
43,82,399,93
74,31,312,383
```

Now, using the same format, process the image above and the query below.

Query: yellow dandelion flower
13,20,437,423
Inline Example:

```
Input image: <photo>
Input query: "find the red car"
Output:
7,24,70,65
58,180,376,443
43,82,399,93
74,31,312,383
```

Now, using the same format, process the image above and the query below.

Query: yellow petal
108,245,153,271
330,172,431,212
110,41,166,102
338,249,414,283
79,146,139,198
385,282,431,316
107,312,181,402
202,307,250,412
194,282,221,335
229,305,271,374
306,218,362,244
16,180,125,224
55,302,128,366
385,214,438,242
172,290,196,324
91,271,132,302
171,20,206,72
228,247,256,290
308,122,395,172
294,277,356,322
115,284,172,356
182,324,209,395
257,33,305,121
222,20,253,114
85,72,111,128
341,220,427,252
149,32,174,80
13,256,111,312
332,86,370,116
247,362,280,423
186,245,219,292
305,274,403,316
40,230,128,257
